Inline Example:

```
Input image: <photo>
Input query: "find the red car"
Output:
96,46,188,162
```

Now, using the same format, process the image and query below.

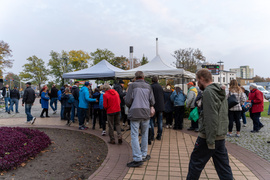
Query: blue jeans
150,111,163,137
71,99,79,122
60,103,64,119
9,98,18,113
25,104,33,122
130,120,149,161
50,97,58,111
4,97,11,112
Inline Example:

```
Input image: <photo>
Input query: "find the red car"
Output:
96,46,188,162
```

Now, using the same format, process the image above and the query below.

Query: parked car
243,85,270,96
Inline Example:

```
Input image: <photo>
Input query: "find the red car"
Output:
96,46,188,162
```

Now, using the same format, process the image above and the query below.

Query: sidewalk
0,116,270,179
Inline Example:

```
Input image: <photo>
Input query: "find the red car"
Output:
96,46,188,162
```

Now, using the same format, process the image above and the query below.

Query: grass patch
245,102,269,117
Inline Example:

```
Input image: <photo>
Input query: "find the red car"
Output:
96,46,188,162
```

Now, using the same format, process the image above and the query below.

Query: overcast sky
1,0,270,78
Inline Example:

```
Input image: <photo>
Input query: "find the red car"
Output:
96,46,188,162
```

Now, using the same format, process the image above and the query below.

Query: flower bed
0,127,51,171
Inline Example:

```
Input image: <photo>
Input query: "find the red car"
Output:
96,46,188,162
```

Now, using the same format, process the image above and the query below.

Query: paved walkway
0,105,270,179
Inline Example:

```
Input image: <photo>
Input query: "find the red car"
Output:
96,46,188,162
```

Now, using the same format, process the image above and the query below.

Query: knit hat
250,83,257,89
85,82,90,86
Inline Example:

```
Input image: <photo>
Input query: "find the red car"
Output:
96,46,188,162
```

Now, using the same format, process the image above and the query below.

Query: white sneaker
102,131,106,136
122,123,125,126
53,110,57,114
166,125,169,129
86,122,89,125
31,117,36,125
169,125,173,128
25,121,31,124
243,124,247,127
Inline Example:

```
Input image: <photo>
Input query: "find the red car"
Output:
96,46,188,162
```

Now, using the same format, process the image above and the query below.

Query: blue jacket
99,91,104,109
41,92,50,109
170,90,186,106
164,90,174,112
92,92,100,109
79,86,96,109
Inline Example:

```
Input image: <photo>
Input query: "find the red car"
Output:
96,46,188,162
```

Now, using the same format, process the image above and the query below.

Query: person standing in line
58,86,65,120
99,85,107,136
2,84,11,112
61,87,74,126
186,82,198,131
85,83,93,124
8,86,20,114
49,84,58,114
164,84,174,129
227,80,246,137
92,88,102,130
150,76,164,141
71,81,80,123
125,71,155,167
22,82,36,124
114,80,127,127
187,69,233,180
248,83,264,133
78,82,97,130
240,86,248,127
40,86,50,118
170,85,186,130
103,84,122,144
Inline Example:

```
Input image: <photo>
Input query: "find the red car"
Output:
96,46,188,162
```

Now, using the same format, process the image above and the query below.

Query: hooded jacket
186,87,198,109
163,89,173,113
103,89,121,114
78,86,96,109
170,90,186,106
198,83,228,149
71,85,79,100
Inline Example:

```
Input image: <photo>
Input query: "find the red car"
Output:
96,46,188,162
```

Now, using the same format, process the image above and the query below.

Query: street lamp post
217,61,224,85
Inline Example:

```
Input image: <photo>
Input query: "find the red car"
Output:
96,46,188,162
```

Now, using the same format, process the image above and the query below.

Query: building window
218,77,220,82
223,77,225,82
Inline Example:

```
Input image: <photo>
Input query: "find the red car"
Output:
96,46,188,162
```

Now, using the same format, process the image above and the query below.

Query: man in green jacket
187,69,233,180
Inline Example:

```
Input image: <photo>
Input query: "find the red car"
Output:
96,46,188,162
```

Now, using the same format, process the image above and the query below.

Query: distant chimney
156,38,158,56
129,46,133,69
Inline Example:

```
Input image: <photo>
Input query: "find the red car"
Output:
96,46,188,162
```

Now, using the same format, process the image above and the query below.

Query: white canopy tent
115,55,195,79
62,60,125,80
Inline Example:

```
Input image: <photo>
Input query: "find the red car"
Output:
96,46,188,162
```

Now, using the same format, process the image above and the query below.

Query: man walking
114,80,127,126
78,82,97,130
186,81,198,131
2,84,11,112
22,82,36,124
49,84,58,114
125,71,155,167
150,76,164,140
71,81,80,123
187,69,233,180
8,86,20,114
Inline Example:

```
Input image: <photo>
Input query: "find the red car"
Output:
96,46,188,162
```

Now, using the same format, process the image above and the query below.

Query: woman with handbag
227,80,246,137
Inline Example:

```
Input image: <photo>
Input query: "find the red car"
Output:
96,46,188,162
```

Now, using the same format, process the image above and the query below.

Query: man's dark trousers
187,137,233,180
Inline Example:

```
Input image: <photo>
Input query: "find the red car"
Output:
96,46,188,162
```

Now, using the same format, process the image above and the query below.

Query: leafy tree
0,41,13,78
140,54,149,65
48,50,72,86
112,56,129,70
253,75,265,82
69,50,91,71
19,55,48,90
90,48,115,65
3,72,20,88
172,48,206,73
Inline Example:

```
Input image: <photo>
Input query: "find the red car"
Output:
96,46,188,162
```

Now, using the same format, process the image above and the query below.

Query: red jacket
249,89,264,113
103,89,121,114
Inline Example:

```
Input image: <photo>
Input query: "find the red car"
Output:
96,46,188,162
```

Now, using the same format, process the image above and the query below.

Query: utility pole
217,61,224,85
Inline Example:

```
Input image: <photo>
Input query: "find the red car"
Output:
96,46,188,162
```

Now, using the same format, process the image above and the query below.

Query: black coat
114,83,126,106
10,89,20,99
49,87,59,98
163,90,173,113
22,86,36,104
151,82,164,112
1,87,11,97
71,86,80,100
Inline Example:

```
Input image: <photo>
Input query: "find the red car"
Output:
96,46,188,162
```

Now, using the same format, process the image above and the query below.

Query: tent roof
115,55,195,79
62,60,125,79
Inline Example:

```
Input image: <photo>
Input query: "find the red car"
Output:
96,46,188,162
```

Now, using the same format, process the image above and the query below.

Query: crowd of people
1,69,269,175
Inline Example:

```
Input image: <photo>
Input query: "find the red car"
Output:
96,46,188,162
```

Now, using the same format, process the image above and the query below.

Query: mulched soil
0,128,108,180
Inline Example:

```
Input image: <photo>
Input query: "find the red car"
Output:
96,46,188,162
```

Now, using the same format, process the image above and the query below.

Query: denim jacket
170,90,186,106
